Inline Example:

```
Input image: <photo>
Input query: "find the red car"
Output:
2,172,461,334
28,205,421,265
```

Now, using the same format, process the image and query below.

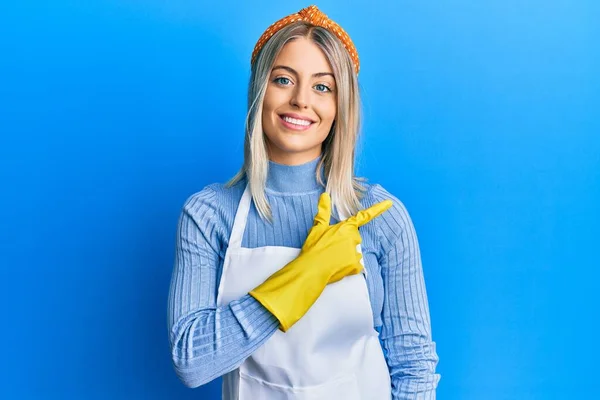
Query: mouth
278,114,315,131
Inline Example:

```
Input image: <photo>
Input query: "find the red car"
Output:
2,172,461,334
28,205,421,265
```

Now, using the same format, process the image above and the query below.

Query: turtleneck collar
266,154,325,194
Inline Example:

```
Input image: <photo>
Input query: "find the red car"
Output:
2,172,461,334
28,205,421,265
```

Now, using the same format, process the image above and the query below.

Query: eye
274,77,291,86
315,83,332,93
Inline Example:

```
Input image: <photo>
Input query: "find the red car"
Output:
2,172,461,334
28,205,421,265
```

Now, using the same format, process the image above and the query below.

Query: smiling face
262,37,337,165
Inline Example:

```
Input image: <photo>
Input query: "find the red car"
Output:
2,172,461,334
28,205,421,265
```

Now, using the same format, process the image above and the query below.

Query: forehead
273,37,333,74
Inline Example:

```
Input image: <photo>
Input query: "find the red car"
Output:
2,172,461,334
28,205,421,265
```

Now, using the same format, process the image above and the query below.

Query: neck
266,154,324,193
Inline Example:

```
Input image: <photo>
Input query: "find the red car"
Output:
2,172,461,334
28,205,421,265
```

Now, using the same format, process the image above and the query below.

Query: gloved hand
249,192,393,332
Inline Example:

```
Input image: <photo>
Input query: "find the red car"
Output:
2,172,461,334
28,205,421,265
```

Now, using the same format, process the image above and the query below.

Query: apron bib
216,183,391,400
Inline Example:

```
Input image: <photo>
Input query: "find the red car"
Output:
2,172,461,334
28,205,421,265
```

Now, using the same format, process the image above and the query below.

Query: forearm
168,293,278,388
386,334,440,399
393,380,437,400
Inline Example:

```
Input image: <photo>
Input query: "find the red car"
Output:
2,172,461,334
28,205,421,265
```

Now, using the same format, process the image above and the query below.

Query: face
262,37,337,165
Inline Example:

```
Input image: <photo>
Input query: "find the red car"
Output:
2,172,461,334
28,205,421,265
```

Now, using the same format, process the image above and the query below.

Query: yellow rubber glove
249,192,393,332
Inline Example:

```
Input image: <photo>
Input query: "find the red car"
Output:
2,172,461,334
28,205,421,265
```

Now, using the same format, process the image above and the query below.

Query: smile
279,115,314,131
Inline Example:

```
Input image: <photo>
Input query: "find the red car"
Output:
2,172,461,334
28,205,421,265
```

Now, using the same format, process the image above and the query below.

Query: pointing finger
346,200,393,227
313,192,331,227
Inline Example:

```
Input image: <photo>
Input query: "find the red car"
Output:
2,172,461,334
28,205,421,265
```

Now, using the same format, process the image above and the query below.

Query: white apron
216,183,391,400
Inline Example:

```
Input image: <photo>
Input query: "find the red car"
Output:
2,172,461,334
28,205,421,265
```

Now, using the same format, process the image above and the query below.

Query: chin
276,132,318,147
274,142,315,154
266,137,322,160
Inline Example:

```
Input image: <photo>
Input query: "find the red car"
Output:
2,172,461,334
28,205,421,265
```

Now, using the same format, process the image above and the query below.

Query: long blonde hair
226,21,367,223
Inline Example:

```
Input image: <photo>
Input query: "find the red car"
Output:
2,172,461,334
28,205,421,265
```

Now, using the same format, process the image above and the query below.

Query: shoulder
174,178,246,256
181,176,247,224
360,181,412,222
359,181,418,256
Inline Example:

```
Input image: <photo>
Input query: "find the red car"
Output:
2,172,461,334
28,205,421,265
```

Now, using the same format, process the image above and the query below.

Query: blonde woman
167,5,440,399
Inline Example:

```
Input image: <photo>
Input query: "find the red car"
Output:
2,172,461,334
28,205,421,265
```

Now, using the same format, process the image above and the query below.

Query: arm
372,184,441,399
167,187,279,388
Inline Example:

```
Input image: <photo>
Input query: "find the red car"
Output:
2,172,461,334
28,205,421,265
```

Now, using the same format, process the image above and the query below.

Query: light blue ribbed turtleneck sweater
167,155,440,399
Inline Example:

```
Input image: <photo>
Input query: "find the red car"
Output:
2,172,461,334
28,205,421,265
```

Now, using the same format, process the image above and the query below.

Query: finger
346,200,393,227
313,192,331,227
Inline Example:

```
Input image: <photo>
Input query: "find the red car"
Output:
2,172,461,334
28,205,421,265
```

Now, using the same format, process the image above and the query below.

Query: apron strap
228,182,252,249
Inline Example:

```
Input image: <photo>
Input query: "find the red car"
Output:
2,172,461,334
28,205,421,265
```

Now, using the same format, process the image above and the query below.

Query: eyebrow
271,65,334,79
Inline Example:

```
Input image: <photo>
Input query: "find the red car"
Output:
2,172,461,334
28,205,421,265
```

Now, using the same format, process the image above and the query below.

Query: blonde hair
226,21,367,223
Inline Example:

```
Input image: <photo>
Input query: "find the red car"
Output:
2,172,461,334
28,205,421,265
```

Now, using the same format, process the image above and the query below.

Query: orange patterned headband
251,5,360,75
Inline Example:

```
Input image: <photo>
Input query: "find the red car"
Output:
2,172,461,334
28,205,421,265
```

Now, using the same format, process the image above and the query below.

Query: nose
290,84,309,109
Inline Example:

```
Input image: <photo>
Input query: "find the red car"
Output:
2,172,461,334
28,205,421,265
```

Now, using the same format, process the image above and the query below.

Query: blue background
1,1,598,399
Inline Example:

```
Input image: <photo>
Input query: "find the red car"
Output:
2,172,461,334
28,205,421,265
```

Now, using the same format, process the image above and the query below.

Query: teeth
283,116,312,126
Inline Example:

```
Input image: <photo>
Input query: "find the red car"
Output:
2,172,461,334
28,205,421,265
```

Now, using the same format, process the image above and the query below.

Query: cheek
262,91,275,115
319,99,337,123
263,86,287,113
262,98,279,133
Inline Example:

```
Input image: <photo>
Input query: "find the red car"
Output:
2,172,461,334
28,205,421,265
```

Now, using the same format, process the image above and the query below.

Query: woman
167,5,440,399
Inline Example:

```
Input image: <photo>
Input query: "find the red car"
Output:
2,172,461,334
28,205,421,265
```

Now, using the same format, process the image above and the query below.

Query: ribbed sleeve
166,187,279,388
370,184,441,399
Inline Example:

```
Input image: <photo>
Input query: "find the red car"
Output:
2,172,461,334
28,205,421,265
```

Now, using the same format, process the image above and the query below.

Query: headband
251,5,360,75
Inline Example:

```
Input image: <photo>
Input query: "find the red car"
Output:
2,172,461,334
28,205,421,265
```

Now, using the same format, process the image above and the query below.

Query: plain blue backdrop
1,1,598,399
